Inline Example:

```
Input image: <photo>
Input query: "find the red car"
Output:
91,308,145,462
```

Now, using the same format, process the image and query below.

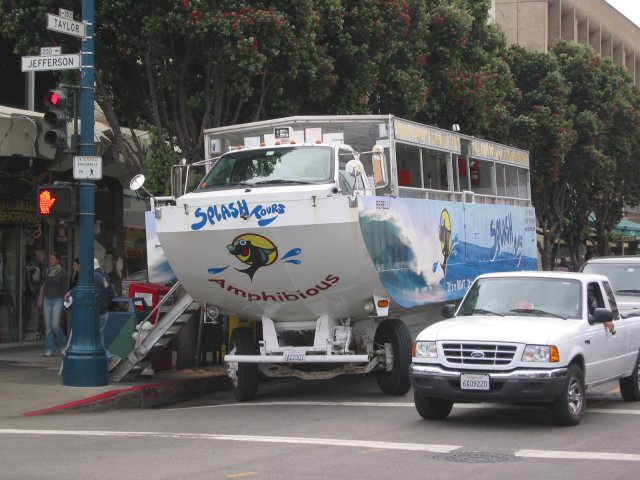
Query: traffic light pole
63,0,107,386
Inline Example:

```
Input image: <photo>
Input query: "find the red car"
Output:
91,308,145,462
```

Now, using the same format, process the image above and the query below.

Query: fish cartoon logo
227,233,278,280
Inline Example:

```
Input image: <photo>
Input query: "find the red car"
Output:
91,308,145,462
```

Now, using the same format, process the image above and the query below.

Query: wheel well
569,355,584,371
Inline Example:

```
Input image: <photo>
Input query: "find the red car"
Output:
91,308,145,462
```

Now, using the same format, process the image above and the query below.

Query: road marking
3,429,639,462
171,401,640,415
227,473,257,478
516,449,640,462
0,429,460,453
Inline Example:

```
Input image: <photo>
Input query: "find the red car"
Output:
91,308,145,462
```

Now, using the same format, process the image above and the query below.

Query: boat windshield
197,146,333,190
459,277,583,320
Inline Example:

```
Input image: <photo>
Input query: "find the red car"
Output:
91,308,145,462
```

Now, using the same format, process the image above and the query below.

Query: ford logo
470,351,484,359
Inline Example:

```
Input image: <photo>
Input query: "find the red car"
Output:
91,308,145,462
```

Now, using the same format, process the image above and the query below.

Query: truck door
583,282,625,383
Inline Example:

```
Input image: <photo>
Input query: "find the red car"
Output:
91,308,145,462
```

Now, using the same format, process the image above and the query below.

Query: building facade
495,0,640,84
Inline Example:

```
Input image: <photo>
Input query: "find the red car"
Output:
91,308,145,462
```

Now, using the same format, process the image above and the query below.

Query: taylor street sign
73,156,102,180
46,13,86,38
21,54,81,72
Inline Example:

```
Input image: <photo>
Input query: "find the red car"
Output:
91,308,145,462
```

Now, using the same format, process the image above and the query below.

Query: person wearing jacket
43,253,68,356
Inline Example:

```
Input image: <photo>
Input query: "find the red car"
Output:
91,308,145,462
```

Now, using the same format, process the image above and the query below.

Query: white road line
516,450,640,462
170,401,640,415
0,429,460,453
3,429,639,462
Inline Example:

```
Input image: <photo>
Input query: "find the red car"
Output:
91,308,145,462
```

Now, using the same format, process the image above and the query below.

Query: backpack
96,271,116,314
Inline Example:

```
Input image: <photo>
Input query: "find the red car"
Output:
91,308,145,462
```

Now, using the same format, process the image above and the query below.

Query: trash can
104,296,150,359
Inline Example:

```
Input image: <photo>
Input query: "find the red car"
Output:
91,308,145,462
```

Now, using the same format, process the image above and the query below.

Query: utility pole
63,0,107,386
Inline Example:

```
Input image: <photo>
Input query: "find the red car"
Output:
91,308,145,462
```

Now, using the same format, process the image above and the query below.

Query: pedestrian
94,258,120,370
43,253,68,357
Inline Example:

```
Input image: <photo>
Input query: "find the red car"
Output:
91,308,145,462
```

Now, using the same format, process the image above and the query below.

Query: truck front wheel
374,319,412,395
619,351,640,401
414,392,453,420
229,327,258,402
549,363,585,426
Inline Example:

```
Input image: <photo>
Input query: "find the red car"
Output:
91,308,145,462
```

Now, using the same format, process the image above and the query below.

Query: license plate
283,351,306,362
460,373,490,390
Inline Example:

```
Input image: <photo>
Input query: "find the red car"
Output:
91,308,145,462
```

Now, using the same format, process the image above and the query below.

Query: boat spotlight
205,305,220,323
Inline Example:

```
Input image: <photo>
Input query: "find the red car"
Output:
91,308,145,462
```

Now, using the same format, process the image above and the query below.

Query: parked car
121,269,148,297
580,256,640,310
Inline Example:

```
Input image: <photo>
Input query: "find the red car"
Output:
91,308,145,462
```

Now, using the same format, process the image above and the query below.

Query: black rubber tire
414,391,453,420
229,327,258,402
549,363,585,426
374,319,412,395
619,351,640,402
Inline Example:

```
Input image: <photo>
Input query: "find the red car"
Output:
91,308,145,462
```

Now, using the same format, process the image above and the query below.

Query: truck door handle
584,339,590,345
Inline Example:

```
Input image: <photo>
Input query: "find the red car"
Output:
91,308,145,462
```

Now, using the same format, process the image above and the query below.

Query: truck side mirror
442,304,457,318
372,144,388,188
590,307,613,324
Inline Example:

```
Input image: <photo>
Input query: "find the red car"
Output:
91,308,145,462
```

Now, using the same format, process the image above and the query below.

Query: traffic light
43,89,68,148
37,185,75,221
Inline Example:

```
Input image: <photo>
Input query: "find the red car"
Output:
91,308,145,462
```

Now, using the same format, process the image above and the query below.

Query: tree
506,45,576,270
552,40,640,264
416,0,517,140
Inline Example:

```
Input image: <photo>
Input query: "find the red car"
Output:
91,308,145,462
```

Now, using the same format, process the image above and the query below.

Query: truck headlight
415,341,438,358
522,345,559,362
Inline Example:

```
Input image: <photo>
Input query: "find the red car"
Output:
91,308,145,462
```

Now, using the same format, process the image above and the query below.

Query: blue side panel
358,196,537,308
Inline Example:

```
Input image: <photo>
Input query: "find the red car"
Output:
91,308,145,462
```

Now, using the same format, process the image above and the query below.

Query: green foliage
143,128,176,196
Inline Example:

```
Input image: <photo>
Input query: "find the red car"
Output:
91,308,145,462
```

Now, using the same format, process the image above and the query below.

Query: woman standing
43,253,68,356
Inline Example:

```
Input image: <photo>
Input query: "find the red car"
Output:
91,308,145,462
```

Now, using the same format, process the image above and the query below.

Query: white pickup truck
409,271,640,426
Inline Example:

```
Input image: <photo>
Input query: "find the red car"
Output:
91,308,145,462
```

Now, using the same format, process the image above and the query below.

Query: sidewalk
0,346,230,418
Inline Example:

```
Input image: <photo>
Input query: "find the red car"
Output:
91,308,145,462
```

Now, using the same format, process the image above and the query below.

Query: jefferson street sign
21,53,81,72
46,13,86,38
73,156,102,180
40,46,62,56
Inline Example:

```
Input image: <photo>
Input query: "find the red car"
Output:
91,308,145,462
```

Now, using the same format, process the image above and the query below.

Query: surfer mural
141,115,536,401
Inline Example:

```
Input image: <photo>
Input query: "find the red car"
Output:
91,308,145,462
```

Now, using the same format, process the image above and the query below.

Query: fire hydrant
132,320,155,376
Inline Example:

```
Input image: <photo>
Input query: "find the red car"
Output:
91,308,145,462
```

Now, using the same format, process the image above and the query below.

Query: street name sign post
73,156,102,180
21,53,81,72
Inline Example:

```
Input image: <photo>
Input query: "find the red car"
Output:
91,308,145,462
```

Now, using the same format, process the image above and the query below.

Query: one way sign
73,156,102,179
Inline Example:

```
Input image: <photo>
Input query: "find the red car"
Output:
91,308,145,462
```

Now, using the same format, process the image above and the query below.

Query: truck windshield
460,277,583,320
581,263,640,297
197,146,332,190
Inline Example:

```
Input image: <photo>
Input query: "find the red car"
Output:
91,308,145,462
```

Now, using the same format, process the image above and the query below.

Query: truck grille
442,343,517,366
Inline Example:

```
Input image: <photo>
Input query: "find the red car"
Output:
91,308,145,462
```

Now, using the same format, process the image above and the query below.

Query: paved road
1,375,639,479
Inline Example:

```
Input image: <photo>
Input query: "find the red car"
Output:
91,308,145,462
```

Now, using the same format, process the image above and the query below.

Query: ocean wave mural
358,197,537,308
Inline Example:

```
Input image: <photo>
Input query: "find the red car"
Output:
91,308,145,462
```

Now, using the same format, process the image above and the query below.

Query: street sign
46,13,86,38
58,8,74,20
40,46,62,56
21,53,80,72
73,156,102,180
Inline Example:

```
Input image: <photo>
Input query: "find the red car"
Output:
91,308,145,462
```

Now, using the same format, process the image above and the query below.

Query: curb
23,373,230,416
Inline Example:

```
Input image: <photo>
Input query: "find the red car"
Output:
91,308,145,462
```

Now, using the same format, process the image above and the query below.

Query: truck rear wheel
619,351,640,401
549,363,585,426
229,327,258,402
414,391,453,420
374,319,412,395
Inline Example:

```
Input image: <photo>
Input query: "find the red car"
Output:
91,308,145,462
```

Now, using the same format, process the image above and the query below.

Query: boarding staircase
110,281,200,382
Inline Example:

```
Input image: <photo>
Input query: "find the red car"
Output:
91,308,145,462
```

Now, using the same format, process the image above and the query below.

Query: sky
605,0,640,27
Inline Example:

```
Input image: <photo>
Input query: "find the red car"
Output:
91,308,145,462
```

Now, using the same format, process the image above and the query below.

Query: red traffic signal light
43,89,68,148
43,90,62,107
37,185,75,221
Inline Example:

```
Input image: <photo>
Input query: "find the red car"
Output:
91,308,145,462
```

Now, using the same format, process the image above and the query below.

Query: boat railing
398,186,530,207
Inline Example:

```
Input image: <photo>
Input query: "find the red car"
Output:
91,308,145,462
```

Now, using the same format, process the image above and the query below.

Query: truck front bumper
409,364,568,403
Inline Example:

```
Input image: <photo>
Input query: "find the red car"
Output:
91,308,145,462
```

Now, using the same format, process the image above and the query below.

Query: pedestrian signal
37,185,75,221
